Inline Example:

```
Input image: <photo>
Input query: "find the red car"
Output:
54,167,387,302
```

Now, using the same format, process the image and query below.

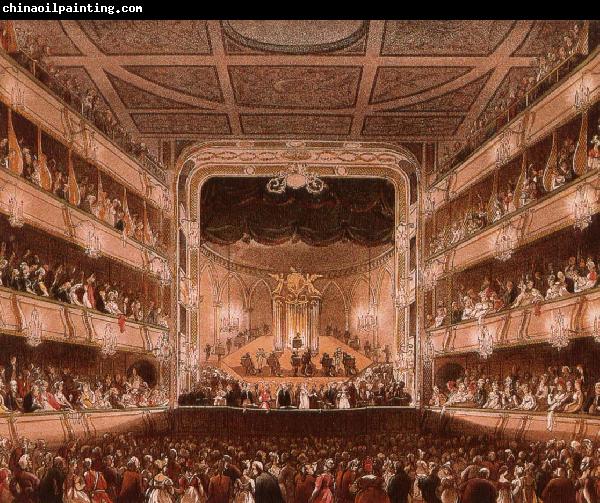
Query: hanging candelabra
574,75,590,112
267,163,325,195
84,225,101,259
220,244,239,334
358,247,378,333
25,307,42,347
153,330,173,364
422,335,435,364
593,315,600,343
477,317,494,359
550,310,570,351
573,185,592,231
8,194,24,228
494,223,517,262
100,324,117,357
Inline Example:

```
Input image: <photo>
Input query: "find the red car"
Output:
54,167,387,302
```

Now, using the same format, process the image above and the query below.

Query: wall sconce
574,75,590,112
421,258,445,292
396,222,415,244
100,324,117,358
73,222,101,258
148,256,171,286
152,331,173,364
495,131,511,168
593,315,600,343
477,317,494,359
25,307,42,347
573,185,592,231
422,335,435,364
11,86,24,111
494,222,518,262
550,310,572,351
8,194,24,228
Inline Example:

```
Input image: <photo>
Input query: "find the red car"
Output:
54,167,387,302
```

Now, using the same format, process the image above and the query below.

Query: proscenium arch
172,140,421,399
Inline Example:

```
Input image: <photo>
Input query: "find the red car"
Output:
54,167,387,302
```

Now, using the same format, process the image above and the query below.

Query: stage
219,335,373,384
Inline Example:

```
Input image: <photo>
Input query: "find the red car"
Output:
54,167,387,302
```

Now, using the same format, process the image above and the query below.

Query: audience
179,363,412,409
0,135,164,252
428,250,599,328
437,22,585,176
430,362,596,415
0,234,168,327
8,24,166,178
1,428,600,503
0,356,168,413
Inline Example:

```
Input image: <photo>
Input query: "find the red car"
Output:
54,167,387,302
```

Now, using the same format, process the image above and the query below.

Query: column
213,301,221,346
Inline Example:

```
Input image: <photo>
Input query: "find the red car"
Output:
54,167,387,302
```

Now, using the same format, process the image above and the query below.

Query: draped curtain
201,177,395,247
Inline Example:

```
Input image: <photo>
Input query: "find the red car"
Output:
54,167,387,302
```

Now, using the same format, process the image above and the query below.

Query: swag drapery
200,177,395,247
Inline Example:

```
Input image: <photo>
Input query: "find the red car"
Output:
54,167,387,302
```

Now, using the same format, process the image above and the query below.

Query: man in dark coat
38,456,66,503
253,460,285,503
416,463,441,503
458,468,497,503
118,456,144,503
276,385,292,408
387,461,411,503
208,461,232,503
541,467,577,503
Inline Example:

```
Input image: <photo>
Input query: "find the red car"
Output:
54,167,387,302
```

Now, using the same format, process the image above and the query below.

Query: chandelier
149,256,171,287
594,315,600,343
100,324,117,358
84,225,101,259
220,244,239,334
153,331,173,364
495,223,516,262
8,194,24,228
574,75,590,112
477,317,494,359
550,310,570,351
422,335,435,364
573,185,592,231
267,163,325,195
25,307,42,347
358,247,377,333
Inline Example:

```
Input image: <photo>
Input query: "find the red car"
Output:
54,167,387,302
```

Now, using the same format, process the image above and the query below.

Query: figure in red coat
350,458,391,503
84,458,113,503
541,468,577,503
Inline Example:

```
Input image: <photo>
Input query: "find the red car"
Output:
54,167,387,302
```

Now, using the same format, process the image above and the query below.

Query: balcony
427,286,600,356
427,168,600,272
0,50,169,210
423,406,600,442
426,49,600,211
0,167,167,271
0,407,168,447
0,287,167,354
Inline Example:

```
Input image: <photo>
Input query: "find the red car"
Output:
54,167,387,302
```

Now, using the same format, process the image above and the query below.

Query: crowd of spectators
428,251,599,328
1,427,600,502
0,233,169,327
0,134,164,252
438,22,585,175
0,356,168,414
429,124,592,257
178,363,412,409
3,23,166,180
429,362,600,417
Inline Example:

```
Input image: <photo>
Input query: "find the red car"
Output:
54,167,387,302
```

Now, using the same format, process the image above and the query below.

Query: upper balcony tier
0,50,170,209
427,285,600,357
0,285,168,354
0,165,168,266
426,49,600,211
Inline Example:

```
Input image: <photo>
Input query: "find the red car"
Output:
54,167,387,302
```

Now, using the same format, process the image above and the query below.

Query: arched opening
321,281,347,334
376,269,395,354
127,359,159,388
198,265,217,352
248,279,272,334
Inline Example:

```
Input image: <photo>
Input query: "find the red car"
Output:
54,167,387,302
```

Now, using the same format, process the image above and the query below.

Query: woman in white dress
298,385,310,410
234,466,255,503
338,387,350,409
147,460,174,503
64,460,90,503
178,466,206,503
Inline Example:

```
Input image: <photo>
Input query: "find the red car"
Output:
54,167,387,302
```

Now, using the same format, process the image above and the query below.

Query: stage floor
219,335,373,384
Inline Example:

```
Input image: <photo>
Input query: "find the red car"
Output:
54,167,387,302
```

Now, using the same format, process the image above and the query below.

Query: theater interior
0,19,600,503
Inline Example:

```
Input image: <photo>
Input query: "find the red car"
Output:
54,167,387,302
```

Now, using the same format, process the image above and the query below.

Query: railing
435,49,587,179
5,48,167,183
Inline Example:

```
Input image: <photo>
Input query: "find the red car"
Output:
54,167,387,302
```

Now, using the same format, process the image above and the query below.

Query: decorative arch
198,260,219,298
321,280,349,312
248,278,273,307
172,140,420,398
216,272,249,310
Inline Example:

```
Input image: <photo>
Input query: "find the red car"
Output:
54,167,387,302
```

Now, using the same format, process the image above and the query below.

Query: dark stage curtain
200,177,395,247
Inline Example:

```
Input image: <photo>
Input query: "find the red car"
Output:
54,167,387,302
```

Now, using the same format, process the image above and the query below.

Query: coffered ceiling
16,20,576,144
